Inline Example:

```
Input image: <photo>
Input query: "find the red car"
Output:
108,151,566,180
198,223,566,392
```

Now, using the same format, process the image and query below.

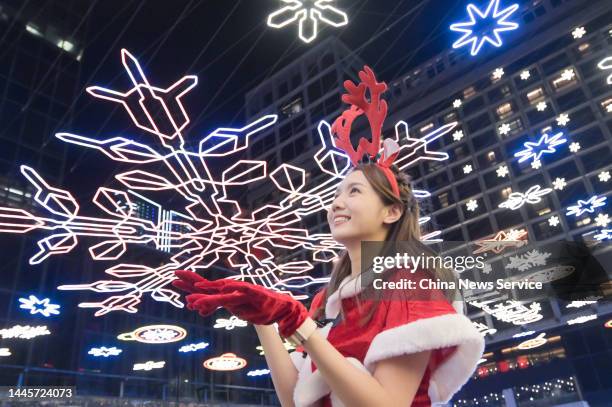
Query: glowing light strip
88,346,122,357
179,342,209,353
18,295,60,317
0,325,50,339
117,325,186,344
203,353,247,371
566,195,607,217
514,132,567,164
133,361,165,371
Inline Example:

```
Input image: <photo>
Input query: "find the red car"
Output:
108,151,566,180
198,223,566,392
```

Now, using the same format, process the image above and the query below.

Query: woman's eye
350,187,359,193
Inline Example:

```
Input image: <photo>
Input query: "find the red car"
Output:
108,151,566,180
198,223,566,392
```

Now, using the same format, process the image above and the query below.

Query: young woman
173,67,484,406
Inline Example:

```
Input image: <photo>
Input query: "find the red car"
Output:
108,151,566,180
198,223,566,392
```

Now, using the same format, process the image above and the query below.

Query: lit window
281,98,303,117
439,192,449,208
551,68,578,91
576,217,591,227
487,151,496,162
537,207,551,216
526,87,545,104
463,86,476,99
444,112,458,123
600,98,612,114
496,102,513,120
419,122,434,134
577,43,591,55
501,187,512,198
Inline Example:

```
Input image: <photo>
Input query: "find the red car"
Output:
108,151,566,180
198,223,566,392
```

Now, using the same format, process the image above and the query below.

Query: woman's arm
254,324,299,407
302,318,430,407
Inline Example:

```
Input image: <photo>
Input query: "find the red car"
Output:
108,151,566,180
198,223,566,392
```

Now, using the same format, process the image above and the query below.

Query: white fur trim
364,313,484,405
289,351,307,371
325,274,364,319
293,356,370,407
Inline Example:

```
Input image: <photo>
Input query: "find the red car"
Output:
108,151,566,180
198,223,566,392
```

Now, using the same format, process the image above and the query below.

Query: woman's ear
383,203,403,224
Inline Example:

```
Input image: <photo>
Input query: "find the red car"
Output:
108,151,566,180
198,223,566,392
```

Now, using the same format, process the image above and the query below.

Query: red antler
331,66,388,166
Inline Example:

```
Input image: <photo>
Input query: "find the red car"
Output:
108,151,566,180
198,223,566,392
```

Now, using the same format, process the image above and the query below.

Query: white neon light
506,250,550,271
520,70,530,81
492,67,505,80
453,99,462,108
473,229,528,255
18,295,60,317
267,0,349,44
514,132,567,165
512,330,535,338
247,369,270,376
594,229,612,241
517,332,547,350
498,123,511,135
556,114,570,126
466,199,478,212
118,325,187,344
598,171,611,183
566,195,607,217
133,361,165,371
595,213,610,228
88,346,122,357
179,342,209,353
450,0,519,56
597,56,612,84
548,216,560,227
214,316,248,330
568,142,581,153
572,27,586,39
203,353,247,371
552,177,567,191
0,348,11,357
498,185,553,210
496,165,509,178
566,314,597,325
453,130,464,141
0,325,50,339
472,321,497,336
560,69,575,82
463,164,473,174
566,300,599,309
470,300,543,325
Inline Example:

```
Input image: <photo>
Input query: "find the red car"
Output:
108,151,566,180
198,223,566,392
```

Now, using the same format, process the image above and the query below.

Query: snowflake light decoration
594,213,610,228
498,123,511,135
566,195,607,217
498,185,553,210
496,165,509,178
466,199,479,212
88,346,123,357
214,315,248,330
506,250,551,271
0,50,455,316
453,99,463,108
514,132,567,166
560,69,576,82
117,324,186,344
597,56,612,84
548,216,560,227
520,70,531,80
463,164,473,174
0,325,50,339
453,130,464,141
556,114,570,127
470,300,543,325
569,142,581,153
552,177,567,191
18,295,60,317
267,0,349,43
598,171,611,182
594,229,612,241
531,160,542,170
450,0,519,56
492,67,505,80
179,342,209,353
536,101,547,112
572,26,586,39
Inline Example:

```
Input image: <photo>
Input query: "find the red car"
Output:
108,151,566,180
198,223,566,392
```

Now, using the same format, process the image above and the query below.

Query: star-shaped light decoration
556,114,570,126
520,70,531,80
18,295,60,317
548,216,560,227
536,101,547,112
566,195,607,217
453,99,463,108
496,165,509,178
267,0,349,43
595,213,610,228
466,199,479,212
463,164,473,174
492,67,505,80
514,132,567,166
453,130,464,141
571,26,586,39
499,123,511,135
598,171,611,182
560,69,576,82
450,0,519,56
552,177,567,191
569,142,581,153
88,346,123,357
472,229,528,255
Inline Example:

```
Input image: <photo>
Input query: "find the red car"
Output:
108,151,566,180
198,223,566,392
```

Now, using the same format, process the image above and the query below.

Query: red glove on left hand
172,270,309,338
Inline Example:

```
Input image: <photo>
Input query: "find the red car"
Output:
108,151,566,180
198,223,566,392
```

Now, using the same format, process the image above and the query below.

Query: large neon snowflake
0,50,456,316
267,0,348,43
450,0,519,56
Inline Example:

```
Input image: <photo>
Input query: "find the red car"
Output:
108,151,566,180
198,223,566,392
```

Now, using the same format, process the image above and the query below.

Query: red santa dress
289,269,485,406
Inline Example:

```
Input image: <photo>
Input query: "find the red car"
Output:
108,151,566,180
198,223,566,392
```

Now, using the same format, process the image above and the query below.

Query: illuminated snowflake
142,328,179,342
496,165,509,178
556,114,570,126
548,216,560,227
453,99,462,108
214,315,248,330
453,130,464,141
560,69,576,82
0,51,455,316
594,213,610,228
507,250,551,271
267,0,348,43
466,199,478,212
520,70,531,80
598,171,611,182
0,325,50,339
463,164,473,174
552,177,567,191
571,27,586,39
498,123,511,135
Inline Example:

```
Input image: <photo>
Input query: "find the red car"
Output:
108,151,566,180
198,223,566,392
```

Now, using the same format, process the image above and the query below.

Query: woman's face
327,170,399,245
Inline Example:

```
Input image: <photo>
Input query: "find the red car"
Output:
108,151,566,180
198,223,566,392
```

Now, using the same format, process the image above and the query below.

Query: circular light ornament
203,353,247,371
117,324,186,344
517,332,547,350
604,319,612,329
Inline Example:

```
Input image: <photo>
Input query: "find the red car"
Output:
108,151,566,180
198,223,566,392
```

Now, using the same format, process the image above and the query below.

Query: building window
487,151,496,162
419,122,434,134
501,187,512,198
438,192,450,208
281,98,303,118
600,98,612,114
443,112,458,123
496,102,514,120
463,86,476,99
526,87,545,104
551,68,578,91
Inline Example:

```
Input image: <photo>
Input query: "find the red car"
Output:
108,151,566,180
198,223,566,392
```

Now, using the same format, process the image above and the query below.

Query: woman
173,67,484,406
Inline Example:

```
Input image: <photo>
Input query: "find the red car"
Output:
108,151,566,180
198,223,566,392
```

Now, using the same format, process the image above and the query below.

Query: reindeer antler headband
331,66,401,198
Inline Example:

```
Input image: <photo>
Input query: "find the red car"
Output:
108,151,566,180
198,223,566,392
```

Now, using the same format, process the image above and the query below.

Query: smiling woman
174,66,483,407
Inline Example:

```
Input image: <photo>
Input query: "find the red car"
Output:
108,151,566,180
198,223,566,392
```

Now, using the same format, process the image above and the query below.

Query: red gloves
172,270,309,338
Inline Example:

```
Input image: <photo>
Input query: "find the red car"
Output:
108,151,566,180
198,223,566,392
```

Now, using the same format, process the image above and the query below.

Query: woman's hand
173,270,309,337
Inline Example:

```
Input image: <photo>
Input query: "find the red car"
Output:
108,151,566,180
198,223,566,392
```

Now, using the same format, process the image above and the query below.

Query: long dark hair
313,162,458,325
